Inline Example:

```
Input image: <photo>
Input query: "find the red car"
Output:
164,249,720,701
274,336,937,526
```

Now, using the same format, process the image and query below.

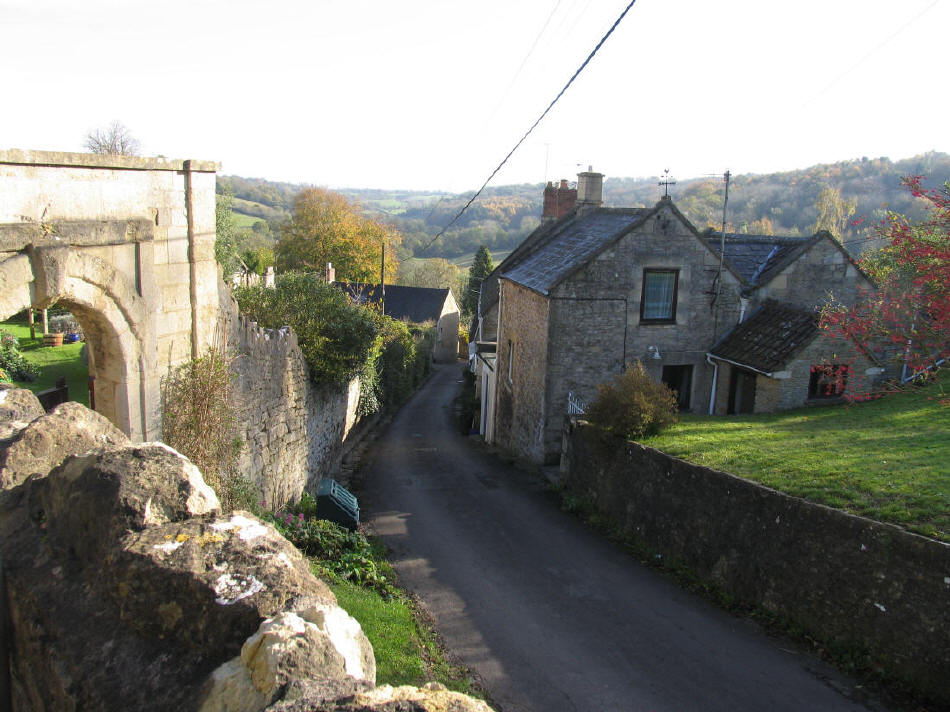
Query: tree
275,187,400,282
234,272,380,386
463,245,494,316
84,120,140,156
215,187,243,277
813,185,856,240
821,176,950,392
242,245,274,275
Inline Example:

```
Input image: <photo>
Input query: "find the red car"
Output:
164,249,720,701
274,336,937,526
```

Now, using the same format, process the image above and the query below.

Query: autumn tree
746,216,774,235
84,120,141,156
276,187,400,282
813,185,856,240
463,245,494,316
821,177,950,388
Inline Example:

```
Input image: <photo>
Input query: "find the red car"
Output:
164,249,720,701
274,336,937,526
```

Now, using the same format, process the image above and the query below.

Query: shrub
234,272,379,387
0,330,39,382
586,361,679,440
264,504,395,596
378,319,417,409
160,343,248,511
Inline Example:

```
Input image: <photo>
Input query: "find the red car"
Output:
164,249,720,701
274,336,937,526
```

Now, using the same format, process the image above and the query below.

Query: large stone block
0,400,129,489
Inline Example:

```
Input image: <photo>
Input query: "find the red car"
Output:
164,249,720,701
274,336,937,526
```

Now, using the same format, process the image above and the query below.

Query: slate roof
701,232,818,287
335,283,454,323
708,300,819,373
501,208,650,295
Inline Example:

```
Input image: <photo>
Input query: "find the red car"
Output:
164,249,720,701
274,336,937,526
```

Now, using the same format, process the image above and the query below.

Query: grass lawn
641,373,950,541
232,211,264,228
2,322,89,407
328,578,476,695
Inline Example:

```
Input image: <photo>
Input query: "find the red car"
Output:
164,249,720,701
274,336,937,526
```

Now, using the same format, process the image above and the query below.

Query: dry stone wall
561,420,950,707
222,293,360,507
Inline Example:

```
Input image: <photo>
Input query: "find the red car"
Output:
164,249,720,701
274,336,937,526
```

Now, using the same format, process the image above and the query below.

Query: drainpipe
706,354,719,415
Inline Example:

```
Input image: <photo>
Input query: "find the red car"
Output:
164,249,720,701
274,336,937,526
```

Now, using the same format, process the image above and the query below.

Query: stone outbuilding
707,300,881,414
474,171,878,465
336,283,460,363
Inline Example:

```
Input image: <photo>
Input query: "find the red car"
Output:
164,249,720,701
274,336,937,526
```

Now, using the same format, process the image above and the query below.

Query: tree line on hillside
218,152,950,264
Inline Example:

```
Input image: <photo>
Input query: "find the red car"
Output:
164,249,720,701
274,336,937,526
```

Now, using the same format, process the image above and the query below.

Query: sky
2,0,947,193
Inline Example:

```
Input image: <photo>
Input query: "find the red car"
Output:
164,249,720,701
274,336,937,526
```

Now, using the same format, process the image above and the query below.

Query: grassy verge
330,577,474,693
641,372,950,541
265,504,480,695
3,322,89,407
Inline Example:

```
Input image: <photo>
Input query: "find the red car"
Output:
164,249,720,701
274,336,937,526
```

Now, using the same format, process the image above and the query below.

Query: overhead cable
419,0,639,254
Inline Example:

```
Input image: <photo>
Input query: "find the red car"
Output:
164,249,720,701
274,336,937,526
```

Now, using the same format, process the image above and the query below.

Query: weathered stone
0,433,379,711
111,513,341,654
34,443,219,564
0,446,227,710
199,610,374,712
266,682,494,712
0,400,129,489
0,386,43,441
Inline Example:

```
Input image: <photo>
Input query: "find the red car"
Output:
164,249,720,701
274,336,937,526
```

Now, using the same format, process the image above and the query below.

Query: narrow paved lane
361,364,880,712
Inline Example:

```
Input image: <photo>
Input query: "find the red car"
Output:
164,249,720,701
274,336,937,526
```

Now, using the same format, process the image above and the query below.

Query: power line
483,0,565,128
418,0,639,255
807,0,940,105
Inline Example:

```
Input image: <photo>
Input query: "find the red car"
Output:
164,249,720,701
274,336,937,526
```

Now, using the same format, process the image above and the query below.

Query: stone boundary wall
223,291,359,507
561,419,950,706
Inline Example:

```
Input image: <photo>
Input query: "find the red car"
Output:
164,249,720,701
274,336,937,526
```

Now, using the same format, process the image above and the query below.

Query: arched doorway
0,248,152,438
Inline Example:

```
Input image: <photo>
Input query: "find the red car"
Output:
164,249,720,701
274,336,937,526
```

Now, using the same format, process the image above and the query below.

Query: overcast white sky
2,0,947,192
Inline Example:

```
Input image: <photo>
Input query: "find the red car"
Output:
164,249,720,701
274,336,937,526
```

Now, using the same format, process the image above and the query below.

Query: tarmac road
360,363,882,712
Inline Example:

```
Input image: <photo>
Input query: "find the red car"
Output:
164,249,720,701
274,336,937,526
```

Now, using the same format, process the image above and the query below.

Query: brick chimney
541,179,577,223
576,167,603,213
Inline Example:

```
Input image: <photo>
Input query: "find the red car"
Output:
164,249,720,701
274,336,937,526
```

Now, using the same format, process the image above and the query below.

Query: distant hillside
217,151,950,261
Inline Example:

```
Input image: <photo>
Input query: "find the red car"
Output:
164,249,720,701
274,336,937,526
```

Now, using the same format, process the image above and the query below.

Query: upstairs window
641,269,678,322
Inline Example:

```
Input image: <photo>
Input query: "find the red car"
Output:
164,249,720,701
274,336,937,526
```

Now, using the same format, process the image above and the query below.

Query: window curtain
643,272,675,319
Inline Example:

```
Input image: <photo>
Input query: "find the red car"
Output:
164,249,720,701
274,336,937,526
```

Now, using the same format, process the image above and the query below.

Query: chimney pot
576,169,604,212
542,177,577,222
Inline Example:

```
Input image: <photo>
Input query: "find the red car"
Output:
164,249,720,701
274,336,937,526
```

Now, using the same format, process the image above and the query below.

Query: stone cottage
336,282,461,363
474,171,878,465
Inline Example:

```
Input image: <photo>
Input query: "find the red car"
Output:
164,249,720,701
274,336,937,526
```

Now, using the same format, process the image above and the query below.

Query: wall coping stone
0,148,218,173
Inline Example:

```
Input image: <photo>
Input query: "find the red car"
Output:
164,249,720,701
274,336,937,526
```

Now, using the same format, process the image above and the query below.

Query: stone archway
0,246,153,439
0,150,222,443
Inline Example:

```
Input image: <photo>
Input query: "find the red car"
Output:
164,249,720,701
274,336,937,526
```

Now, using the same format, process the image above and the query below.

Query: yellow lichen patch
157,601,184,630
175,533,191,543
197,532,225,547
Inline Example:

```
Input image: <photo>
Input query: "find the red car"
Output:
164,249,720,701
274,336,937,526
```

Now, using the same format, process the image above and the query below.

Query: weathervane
658,168,676,198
